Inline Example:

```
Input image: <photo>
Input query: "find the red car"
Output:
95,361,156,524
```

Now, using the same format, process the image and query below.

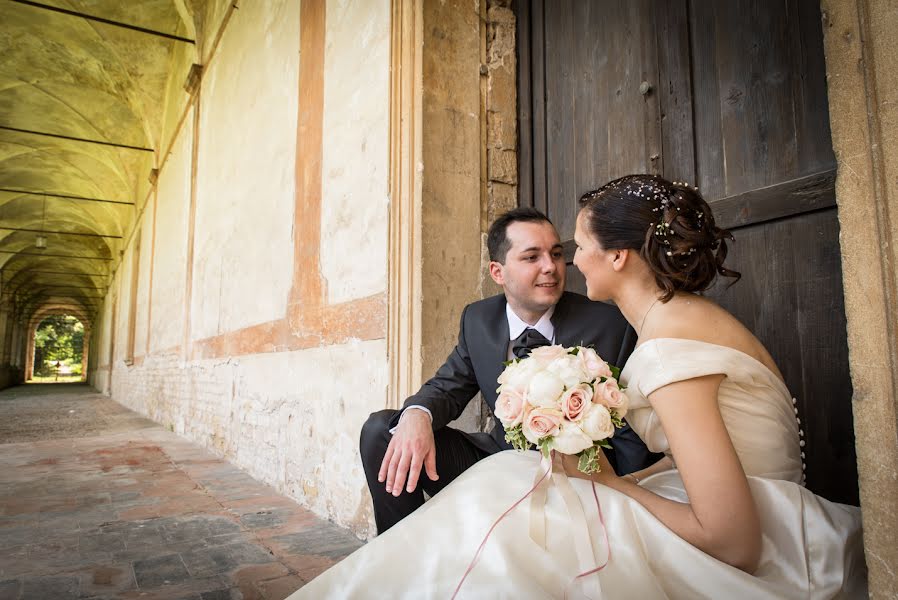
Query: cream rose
580,404,615,441
560,383,593,421
578,347,613,380
527,370,566,408
552,423,593,454
523,408,562,444
495,386,527,428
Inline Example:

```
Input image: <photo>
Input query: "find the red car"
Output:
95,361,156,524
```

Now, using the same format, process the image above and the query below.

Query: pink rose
523,408,562,444
578,347,613,380
560,384,593,421
495,386,527,427
594,379,623,407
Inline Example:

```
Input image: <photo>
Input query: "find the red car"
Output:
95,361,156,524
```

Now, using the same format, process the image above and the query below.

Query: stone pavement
0,383,363,600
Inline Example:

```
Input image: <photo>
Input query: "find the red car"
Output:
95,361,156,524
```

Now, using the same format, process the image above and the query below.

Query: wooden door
517,0,858,505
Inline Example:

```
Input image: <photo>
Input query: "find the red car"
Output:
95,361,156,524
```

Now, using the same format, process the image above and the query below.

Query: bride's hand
560,449,618,484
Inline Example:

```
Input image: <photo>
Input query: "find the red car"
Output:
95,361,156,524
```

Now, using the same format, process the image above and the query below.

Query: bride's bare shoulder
647,295,784,380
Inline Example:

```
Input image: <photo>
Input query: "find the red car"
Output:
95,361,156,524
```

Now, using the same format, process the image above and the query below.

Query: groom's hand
378,410,439,496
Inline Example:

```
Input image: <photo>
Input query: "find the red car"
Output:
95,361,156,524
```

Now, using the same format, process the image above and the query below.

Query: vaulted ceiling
0,0,210,327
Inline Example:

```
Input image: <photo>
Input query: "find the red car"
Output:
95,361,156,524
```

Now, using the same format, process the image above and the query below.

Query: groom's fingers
392,450,412,496
406,452,424,493
378,440,396,484
424,449,438,483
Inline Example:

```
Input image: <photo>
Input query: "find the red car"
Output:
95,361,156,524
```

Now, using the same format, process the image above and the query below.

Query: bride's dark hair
578,174,740,301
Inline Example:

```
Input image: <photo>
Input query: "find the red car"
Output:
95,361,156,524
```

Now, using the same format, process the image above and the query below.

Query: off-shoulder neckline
628,337,789,390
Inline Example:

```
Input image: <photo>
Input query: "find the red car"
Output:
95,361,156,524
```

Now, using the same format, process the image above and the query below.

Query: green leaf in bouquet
538,437,554,458
610,410,625,429
568,346,580,356
504,426,531,453
609,365,622,380
577,445,602,474
598,439,613,450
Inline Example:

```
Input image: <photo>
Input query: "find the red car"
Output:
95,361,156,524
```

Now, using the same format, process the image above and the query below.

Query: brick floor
0,383,363,600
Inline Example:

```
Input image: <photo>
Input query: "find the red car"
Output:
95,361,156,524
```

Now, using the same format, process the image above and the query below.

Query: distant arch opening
29,314,86,383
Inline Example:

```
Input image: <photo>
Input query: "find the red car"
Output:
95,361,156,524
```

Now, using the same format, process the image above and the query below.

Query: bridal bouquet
494,345,627,474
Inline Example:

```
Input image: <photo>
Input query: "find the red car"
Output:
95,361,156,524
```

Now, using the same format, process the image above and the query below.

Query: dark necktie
512,328,551,359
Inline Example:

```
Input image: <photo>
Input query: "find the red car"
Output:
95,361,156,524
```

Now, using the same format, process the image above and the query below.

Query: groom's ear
489,261,505,285
611,248,629,272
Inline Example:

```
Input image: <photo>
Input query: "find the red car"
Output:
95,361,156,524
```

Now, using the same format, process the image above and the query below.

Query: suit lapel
550,292,572,345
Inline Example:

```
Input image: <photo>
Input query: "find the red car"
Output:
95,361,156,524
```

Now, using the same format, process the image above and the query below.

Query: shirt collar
506,302,555,343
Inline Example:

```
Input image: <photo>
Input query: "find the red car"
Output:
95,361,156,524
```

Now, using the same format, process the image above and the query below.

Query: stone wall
821,0,898,597
88,0,390,535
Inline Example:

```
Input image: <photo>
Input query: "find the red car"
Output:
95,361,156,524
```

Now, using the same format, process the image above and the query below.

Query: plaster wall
191,0,297,339
91,0,391,532
133,200,155,356
319,1,390,304
150,112,191,352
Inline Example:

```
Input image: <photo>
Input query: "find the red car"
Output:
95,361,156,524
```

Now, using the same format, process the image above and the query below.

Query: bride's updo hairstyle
578,174,740,301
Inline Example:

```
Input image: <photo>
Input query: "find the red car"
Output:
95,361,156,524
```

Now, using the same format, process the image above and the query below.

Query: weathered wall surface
821,0,898,597
89,0,391,534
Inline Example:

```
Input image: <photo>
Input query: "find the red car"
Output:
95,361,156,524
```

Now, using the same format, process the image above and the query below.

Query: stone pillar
820,1,898,597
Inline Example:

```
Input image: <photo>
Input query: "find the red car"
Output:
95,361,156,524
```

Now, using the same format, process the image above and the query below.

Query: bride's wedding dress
289,339,866,599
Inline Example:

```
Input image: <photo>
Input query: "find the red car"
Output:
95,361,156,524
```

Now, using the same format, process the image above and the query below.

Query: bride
289,175,866,599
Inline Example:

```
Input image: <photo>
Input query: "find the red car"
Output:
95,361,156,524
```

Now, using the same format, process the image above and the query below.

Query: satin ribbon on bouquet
451,451,612,599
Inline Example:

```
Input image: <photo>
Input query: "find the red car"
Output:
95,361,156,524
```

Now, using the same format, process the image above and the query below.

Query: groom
361,207,656,533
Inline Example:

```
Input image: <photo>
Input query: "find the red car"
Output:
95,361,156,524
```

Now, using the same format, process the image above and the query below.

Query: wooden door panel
709,209,857,503
517,0,858,504
689,0,835,200
540,0,660,242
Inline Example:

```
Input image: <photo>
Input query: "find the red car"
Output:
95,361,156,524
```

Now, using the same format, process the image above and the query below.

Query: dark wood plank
710,209,857,505
516,0,533,207
687,0,725,198
711,169,836,230
657,0,696,183
530,0,548,213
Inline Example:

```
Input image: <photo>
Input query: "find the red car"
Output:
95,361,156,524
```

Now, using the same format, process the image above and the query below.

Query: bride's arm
564,374,762,573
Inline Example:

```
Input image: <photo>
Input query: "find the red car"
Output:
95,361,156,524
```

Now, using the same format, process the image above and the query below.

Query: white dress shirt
393,304,556,431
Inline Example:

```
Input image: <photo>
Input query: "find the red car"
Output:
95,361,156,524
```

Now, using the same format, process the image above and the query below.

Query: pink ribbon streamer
451,452,612,599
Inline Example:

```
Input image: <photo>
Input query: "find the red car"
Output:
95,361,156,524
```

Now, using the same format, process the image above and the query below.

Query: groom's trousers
361,409,495,534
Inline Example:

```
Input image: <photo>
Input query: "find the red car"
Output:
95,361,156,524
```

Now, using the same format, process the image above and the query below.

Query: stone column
820,1,898,597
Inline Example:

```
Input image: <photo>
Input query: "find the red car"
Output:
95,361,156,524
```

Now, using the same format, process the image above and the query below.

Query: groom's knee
360,409,397,469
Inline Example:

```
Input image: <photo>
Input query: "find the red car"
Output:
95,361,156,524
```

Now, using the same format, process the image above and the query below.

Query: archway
26,307,91,382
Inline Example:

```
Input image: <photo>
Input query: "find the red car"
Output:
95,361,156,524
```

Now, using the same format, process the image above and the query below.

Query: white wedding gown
289,339,866,599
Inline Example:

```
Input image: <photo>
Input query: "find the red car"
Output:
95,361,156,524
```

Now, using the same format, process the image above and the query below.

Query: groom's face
489,220,566,318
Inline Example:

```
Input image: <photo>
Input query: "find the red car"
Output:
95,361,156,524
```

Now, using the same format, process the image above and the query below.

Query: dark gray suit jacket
393,292,657,474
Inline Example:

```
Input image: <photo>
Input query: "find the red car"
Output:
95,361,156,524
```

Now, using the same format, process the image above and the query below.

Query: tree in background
33,315,84,376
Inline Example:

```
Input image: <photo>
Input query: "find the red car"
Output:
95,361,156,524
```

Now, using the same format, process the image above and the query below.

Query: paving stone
76,564,136,597
256,575,304,600
133,554,191,588
0,579,20,600
270,523,363,559
238,509,291,530
20,574,79,600
181,542,275,577
200,589,241,600
161,516,242,545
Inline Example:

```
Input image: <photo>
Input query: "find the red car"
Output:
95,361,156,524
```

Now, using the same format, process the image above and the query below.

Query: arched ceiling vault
0,0,208,324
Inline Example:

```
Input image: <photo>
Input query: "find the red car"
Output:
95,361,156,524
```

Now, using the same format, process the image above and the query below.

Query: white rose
528,344,569,366
527,370,566,408
580,404,615,441
548,355,589,388
498,358,543,390
551,423,593,454
578,347,613,380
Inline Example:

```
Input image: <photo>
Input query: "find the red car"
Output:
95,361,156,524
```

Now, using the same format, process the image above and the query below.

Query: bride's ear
611,248,630,272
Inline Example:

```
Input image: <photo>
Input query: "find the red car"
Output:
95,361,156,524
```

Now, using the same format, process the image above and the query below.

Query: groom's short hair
487,207,553,264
